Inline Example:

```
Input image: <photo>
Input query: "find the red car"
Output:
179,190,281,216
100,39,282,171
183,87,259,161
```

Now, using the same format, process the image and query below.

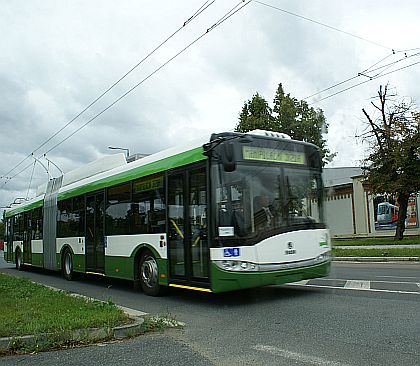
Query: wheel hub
141,257,158,288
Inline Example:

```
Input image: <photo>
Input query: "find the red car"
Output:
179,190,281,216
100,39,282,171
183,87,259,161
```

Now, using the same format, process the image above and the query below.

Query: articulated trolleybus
3,130,331,295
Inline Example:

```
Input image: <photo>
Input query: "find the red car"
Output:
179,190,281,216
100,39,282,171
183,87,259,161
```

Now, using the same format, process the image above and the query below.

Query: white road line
344,280,370,290
252,344,348,366
311,277,418,285
287,283,420,295
370,279,419,285
376,275,420,280
291,279,310,285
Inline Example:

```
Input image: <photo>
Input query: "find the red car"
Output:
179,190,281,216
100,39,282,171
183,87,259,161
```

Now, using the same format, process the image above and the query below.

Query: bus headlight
315,251,332,263
215,260,259,272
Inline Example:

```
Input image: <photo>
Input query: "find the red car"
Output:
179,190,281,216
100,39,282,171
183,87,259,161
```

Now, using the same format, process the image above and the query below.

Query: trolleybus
3,129,331,295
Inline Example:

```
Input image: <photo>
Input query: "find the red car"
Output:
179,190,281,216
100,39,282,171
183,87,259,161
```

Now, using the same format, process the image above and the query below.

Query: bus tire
139,252,165,296
63,249,76,281
15,249,23,271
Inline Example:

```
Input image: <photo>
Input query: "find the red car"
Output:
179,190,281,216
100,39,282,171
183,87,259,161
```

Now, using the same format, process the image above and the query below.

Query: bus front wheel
139,252,165,296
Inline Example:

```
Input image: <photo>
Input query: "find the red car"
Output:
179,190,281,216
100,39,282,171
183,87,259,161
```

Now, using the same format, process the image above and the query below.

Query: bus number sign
242,146,305,165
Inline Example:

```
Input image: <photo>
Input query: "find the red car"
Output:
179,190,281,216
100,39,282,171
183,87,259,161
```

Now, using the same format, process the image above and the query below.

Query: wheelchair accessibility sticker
224,248,240,257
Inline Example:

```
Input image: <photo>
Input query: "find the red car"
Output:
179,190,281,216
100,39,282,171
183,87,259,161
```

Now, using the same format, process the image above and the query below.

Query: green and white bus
3,129,331,295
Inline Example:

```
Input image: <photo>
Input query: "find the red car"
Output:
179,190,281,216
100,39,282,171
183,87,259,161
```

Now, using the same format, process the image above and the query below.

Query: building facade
322,167,420,238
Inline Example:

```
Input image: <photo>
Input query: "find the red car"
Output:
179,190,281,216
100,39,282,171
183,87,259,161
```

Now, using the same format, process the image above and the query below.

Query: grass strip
0,273,129,338
333,247,420,257
332,236,420,247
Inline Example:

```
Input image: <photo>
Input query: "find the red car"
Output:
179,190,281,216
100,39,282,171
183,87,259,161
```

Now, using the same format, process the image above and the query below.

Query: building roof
323,167,364,187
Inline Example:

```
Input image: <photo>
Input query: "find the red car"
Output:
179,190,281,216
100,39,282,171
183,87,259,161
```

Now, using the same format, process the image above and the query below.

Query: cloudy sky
1,0,419,211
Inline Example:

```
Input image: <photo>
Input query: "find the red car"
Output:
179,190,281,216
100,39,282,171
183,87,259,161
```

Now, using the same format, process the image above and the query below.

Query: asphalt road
1,254,419,366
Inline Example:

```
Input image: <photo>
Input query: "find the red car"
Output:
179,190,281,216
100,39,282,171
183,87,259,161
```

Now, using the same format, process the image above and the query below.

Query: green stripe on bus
103,255,168,284
5,146,206,215
105,256,134,279
5,199,43,217
31,253,44,267
58,146,206,200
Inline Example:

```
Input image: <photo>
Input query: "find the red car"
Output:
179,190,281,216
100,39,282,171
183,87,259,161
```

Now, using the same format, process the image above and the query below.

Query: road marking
292,279,309,285
252,344,348,366
370,279,419,285
376,275,420,280
308,276,415,284
287,283,420,295
295,278,419,285
344,280,370,290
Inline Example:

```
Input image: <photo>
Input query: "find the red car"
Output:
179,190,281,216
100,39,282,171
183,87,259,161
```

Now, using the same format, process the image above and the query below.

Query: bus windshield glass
212,160,324,245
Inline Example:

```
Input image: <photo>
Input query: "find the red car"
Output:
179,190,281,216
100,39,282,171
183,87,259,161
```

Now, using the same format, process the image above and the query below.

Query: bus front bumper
210,259,331,293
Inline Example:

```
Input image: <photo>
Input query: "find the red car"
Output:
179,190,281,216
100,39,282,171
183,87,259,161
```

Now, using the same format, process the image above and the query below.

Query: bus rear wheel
63,249,76,281
139,252,165,296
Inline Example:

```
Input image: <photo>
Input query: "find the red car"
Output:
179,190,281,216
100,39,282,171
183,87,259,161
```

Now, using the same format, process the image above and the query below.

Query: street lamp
108,146,130,158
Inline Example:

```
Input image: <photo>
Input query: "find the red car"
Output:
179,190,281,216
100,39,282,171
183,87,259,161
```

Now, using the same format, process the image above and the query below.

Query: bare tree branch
362,108,384,152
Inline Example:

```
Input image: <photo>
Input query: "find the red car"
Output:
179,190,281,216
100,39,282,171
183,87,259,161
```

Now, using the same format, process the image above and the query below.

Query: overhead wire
42,1,250,155
0,0,217,183
252,0,420,105
1,0,251,190
2,0,417,198
304,51,419,101
308,59,420,105
252,0,393,51
25,161,36,200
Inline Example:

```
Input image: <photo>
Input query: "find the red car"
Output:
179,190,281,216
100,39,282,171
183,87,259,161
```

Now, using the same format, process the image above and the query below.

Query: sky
1,0,419,212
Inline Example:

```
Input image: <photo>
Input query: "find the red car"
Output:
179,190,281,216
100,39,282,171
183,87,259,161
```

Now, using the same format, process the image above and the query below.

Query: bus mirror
222,142,236,172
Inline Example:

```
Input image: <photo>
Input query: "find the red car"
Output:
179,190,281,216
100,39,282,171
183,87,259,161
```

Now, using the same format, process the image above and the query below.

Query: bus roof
4,134,210,217
4,129,311,217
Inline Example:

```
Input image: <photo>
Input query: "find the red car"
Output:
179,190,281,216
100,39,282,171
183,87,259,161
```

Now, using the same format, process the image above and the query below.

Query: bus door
85,191,105,273
167,165,209,283
22,212,32,265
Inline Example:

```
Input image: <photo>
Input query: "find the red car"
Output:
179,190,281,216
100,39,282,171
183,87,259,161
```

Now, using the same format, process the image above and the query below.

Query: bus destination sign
242,146,305,165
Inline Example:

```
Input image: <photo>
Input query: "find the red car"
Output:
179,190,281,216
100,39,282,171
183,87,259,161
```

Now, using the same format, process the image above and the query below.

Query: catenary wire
0,0,216,182
25,161,36,200
42,1,251,156
253,0,393,51
2,1,251,189
308,60,420,105
304,51,419,100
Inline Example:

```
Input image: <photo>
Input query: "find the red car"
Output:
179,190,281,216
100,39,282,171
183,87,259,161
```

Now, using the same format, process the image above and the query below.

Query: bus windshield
212,162,325,245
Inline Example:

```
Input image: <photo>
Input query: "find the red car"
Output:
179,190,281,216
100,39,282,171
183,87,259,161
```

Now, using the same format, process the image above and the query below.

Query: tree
236,93,274,133
236,84,335,165
361,84,420,240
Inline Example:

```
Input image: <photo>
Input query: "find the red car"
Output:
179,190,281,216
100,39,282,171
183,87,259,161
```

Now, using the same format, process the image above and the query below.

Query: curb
0,282,149,354
0,316,145,353
333,257,419,262
0,280,184,353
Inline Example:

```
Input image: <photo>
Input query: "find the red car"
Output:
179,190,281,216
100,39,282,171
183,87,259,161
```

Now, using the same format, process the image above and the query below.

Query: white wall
325,194,354,237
